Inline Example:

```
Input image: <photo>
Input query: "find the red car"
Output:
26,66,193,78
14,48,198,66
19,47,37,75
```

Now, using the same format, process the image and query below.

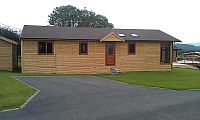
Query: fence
177,56,200,64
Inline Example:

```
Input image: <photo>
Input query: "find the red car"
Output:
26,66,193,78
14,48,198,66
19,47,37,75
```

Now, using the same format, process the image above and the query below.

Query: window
131,33,138,37
38,42,53,54
118,33,125,37
161,42,171,64
79,42,88,55
108,44,113,55
128,43,136,54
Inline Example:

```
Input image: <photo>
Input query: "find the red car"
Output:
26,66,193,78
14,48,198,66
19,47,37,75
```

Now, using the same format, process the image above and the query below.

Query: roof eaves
20,37,101,41
0,36,18,45
158,30,182,42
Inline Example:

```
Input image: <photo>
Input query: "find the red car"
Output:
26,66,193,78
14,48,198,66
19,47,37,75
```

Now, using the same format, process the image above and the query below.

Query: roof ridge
113,28,160,31
23,25,160,31
23,25,111,29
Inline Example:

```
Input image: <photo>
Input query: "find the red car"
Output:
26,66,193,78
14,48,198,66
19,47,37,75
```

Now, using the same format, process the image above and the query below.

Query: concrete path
173,62,198,69
0,76,200,120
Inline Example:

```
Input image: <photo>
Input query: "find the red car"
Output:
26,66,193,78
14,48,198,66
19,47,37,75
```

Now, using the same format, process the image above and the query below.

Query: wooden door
106,42,115,66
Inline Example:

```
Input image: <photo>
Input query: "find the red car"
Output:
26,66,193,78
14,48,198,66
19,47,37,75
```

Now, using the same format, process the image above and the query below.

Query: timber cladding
0,39,13,70
21,40,172,74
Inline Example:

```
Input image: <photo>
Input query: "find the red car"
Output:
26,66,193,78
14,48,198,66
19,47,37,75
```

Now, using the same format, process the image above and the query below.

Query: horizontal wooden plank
21,40,172,74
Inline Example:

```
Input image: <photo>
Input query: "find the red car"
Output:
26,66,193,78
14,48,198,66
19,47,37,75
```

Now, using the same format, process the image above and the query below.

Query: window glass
80,42,88,54
108,45,113,55
81,43,86,53
39,42,46,53
161,42,170,64
38,42,53,54
128,43,135,54
47,43,53,53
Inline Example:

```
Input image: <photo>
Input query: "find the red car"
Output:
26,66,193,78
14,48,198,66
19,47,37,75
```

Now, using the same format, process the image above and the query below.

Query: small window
108,44,113,55
118,33,125,37
128,43,136,54
39,42,46,53
47,43,53,53
161,42,171,64
131,33,138,37
79,42,88,55
38,42,53,54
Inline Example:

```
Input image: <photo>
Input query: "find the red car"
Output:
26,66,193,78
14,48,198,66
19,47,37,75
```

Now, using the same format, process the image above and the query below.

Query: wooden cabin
0,36,18,71
21,25,181,74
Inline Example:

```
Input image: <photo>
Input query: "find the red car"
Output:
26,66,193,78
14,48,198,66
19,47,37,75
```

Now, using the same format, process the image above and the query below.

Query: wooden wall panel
21,40,56,73
56,41,96,74
144,41,172,71
0,39,13,70
21,40,172,74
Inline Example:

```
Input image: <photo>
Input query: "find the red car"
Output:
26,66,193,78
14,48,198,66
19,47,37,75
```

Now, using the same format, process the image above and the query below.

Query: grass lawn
95,68,200,90
0,71,37,111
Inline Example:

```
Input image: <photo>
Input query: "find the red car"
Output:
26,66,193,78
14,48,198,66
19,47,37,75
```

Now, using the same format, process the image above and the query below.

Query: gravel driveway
0,76,200,120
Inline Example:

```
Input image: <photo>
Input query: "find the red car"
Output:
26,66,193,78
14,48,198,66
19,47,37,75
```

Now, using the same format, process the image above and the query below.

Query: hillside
190,42,200,46
174,44,200,52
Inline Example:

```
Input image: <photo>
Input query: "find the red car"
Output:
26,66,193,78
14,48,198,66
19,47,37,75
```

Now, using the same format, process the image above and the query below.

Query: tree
0,26,21,56
0,27,20,42
48,5,114,28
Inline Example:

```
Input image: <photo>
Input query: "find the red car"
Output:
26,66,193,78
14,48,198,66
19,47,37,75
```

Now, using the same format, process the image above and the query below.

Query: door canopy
100,32,125,42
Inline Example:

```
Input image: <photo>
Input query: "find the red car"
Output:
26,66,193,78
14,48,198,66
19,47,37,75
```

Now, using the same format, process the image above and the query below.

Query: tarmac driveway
1,76,200,120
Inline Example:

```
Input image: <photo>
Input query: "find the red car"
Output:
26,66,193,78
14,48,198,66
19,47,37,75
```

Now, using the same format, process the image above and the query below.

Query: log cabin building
20,25,181,74
0,36,18,71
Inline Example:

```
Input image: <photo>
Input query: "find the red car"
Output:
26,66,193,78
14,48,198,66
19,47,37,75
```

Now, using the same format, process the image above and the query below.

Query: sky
0,0,200,43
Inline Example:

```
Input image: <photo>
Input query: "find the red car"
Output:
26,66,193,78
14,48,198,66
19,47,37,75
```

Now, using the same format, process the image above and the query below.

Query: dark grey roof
21,25,181,42
0,36,18,45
